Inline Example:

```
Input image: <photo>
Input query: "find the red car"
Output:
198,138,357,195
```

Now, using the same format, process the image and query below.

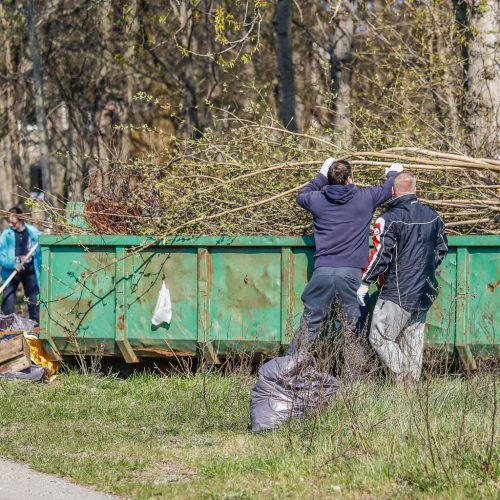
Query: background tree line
0,0,498,211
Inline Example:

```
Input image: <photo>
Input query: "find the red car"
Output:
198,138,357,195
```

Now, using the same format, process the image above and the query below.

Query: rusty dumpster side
39,234,499,368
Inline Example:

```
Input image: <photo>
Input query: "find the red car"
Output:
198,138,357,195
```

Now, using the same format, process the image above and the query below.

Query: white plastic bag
151,280,172,325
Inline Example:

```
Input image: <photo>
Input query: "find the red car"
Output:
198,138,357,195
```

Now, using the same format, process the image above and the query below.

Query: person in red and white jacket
356,172,448,381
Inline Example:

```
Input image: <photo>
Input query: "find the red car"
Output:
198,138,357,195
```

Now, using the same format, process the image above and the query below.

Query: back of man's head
327,160,352,185
394,172,417,196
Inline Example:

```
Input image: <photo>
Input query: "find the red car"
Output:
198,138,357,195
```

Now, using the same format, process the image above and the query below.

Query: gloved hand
385,162,404,177
356,282,370,306
320,157,336,177
14,262,24,274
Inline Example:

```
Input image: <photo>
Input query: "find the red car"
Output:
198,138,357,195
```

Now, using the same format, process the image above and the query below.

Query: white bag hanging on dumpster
152,281,172,325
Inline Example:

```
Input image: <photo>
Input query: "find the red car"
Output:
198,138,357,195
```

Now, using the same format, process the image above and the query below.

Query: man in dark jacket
287,158,403,355
357,172,448,381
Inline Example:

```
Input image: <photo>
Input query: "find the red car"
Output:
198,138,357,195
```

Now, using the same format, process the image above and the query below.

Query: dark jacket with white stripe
362,194,448,312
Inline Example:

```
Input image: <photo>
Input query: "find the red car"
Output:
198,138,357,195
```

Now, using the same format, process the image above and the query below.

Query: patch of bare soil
137,459,197,485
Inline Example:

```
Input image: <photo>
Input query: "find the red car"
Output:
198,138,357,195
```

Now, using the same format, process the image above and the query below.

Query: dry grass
0,355,497,499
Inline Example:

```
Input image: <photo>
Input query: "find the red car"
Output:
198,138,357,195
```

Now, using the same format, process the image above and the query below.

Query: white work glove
356,282,370,307
14,262,24,273
320,157,336,177
385,163,404,177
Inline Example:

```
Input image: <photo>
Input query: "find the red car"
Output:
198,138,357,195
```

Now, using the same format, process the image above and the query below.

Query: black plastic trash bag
250,355,340,432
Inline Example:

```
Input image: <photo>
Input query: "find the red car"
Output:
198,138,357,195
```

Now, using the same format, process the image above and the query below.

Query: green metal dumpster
39,234,499,369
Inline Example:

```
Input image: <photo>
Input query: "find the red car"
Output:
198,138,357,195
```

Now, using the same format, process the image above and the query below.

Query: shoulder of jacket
357,185,376,197
415,201,443,220
26,223,41,234
378,206,402,222
416,199,435,211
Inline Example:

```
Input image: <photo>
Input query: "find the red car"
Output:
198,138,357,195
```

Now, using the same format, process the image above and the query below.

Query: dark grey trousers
287,267,363,355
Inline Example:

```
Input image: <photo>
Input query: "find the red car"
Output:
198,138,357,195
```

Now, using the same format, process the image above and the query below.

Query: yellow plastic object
25,335,60,381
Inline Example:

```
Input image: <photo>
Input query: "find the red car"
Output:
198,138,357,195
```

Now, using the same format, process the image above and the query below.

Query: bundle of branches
82,120,499,237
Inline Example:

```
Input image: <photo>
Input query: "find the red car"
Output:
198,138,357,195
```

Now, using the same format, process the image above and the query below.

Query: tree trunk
292,3,315,132
0,102,15,211
466,0,500,158
1,16,23,206
93,0,113,196
179,2,201,138
275,0,297,131
438,35,461,142
24,0,52,196
453,0,471,88
427,19,462,147
120,0,138,164
330,1,356,146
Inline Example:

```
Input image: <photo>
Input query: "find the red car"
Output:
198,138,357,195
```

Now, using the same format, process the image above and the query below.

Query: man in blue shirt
0,207,42,325
287,158,403,355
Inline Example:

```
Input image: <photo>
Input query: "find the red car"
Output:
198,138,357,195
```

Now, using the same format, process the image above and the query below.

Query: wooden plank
0,330,25,339
0,334,31,372
116,339,139,364
0,354,31,373
0,335,26,364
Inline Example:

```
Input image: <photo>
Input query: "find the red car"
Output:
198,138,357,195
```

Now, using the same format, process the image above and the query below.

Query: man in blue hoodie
0,207,42,325
287,158,403,355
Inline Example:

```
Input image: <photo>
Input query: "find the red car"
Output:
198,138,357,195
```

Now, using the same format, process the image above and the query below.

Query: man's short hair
327,160,352,185
394,172,417,195
8,206,22,215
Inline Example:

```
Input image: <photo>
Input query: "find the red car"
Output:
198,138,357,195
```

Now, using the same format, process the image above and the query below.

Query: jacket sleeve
434,216,448,268
362,215,397,284
0,231,15,271
27,224,41,243
296,173,328,213
365,171,397,208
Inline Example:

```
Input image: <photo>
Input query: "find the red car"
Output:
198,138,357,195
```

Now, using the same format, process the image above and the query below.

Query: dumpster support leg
116,339,139,364
197,248,220,364
280,248,294,351
456,345,477,372
455,248,476,371
115,246,139,363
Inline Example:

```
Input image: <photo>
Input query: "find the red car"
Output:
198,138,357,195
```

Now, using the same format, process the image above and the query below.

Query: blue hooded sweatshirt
0,223,42,287
297,172,396,269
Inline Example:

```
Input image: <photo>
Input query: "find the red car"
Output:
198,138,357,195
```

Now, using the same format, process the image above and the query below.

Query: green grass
0,371,497,499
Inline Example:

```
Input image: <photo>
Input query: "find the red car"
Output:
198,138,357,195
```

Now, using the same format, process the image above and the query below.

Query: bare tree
0,0,498,218
0,7,23,206
275,0,297,131
119,0,138,164
466,0,500,158
426,2,462,145
171,1,202,138
24,0,52,196
330,0,357,146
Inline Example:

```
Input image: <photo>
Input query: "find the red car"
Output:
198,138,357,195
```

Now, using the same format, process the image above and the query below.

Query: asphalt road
0,458,116,500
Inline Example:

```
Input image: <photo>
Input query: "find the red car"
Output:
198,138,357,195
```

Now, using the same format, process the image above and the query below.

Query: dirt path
0,457,117,500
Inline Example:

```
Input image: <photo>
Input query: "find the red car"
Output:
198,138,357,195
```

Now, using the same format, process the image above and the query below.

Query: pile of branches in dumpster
74,120,500,236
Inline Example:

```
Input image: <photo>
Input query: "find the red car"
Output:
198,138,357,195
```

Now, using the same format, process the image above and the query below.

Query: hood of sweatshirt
323,184,358,204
